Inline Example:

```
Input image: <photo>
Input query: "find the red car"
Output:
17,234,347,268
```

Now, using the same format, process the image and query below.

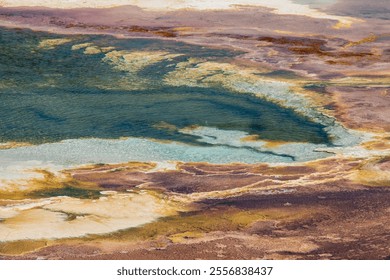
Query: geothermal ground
0,1,389,260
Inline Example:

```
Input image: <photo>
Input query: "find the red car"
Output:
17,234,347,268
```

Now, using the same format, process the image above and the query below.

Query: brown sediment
240,135,261,142
351,156,390,187
0,169,100,200
0,142,32,150
67,162,157,191
72,162,157,173
45,19,178,37
0,155,389,259
343,34,378,49
1,185,389,260
362,137,390,150
0,240,49,256
152,122,178,132
326,86,390,132
64,157,363,195
213,33,376,59
125,25,177,37
240,135,292,148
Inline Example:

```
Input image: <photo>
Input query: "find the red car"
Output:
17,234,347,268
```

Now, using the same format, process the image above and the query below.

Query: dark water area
0,27,330,145
30,186,102,200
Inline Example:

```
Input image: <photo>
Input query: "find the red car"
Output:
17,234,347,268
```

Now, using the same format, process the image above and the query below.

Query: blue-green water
0,27,330,146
